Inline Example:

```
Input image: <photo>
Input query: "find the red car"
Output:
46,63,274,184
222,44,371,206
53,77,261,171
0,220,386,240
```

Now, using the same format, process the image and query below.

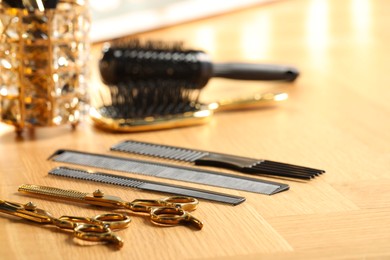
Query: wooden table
1,0,390,259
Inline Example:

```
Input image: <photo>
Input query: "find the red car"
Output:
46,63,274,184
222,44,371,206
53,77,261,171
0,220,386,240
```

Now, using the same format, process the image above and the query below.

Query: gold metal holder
0,0,90,134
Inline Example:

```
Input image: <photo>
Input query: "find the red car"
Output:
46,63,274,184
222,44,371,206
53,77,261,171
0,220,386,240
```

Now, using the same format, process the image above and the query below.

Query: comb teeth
112,140,207,162
111,140,325,180
49,167,145,189
18,184,88,201
248,161,323,179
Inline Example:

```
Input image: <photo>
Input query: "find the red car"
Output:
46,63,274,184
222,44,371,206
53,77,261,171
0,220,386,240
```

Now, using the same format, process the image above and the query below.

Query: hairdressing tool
48,149,289,195
18,184,203,230
99,40,299,86
111,140,325,180
0,199,130,248
90,91,288,132
47,166,245,205
92,39,293,132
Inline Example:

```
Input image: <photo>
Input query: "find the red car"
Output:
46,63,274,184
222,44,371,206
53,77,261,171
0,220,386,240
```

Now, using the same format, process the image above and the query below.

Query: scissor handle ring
93,213,132,230
59,213,131,230
161,196,199,211
74,224,124,248
130,196,199,213
150,207,203,230
149,206,185,225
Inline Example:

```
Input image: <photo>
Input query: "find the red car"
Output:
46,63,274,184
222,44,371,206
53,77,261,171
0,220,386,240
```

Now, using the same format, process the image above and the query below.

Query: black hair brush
98,39,299,87
91,40,291,132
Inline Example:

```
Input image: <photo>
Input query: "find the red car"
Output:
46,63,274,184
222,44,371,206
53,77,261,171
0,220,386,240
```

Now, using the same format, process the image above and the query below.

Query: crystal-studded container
0,0,90,134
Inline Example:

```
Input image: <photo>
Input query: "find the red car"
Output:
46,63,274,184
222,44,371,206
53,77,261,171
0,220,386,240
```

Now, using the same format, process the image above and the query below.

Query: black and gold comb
111,140,325,180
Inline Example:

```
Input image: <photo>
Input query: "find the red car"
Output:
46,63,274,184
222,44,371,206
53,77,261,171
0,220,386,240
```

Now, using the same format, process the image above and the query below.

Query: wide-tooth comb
111,140,325,180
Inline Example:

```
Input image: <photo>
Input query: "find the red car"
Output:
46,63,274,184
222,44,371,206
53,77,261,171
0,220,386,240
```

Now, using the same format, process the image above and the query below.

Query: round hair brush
98,40,299,87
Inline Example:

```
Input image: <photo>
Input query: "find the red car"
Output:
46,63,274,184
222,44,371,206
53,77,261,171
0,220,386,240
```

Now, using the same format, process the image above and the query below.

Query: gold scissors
18,184,203,229
0,199,131,248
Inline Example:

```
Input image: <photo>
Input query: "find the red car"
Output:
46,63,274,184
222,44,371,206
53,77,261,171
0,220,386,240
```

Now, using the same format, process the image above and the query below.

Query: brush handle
211,92,288,112
212,63,299,82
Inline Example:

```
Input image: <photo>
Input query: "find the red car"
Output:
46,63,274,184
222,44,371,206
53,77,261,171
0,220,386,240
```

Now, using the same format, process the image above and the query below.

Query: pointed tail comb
111,140,325,180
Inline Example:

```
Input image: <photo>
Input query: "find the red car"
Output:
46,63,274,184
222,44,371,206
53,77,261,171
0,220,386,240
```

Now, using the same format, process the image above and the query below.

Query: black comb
111,140,325,180
99,39,299,87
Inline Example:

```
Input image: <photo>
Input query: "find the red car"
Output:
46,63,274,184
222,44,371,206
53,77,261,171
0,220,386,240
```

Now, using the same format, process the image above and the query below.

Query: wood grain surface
1,0,390,259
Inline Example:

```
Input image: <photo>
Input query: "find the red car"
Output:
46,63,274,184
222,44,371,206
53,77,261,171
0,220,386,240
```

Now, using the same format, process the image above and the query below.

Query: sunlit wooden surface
1,0,390,259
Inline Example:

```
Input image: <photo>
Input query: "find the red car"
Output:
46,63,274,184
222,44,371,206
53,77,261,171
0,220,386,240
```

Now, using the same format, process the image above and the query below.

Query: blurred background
89,0,276,42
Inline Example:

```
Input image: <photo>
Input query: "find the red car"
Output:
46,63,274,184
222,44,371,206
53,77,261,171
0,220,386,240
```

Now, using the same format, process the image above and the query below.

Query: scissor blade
18,184,89,204
0,200,20,213
0,199,52,223
18,184,125,208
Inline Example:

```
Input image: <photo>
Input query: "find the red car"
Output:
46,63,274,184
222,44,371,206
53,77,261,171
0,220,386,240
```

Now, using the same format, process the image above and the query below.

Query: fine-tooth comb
47,166,246,205
111,140,325,180
48,149,289,195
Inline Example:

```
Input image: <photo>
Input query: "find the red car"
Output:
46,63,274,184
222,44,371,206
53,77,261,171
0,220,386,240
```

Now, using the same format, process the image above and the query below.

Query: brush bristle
105,38,185,52
99,38,212,87
97,39,210,119
98,80,202,119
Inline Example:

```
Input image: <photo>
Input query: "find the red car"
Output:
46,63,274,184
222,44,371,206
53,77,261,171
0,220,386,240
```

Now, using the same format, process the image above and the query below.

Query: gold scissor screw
24,202,37,211
93,189,104,198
